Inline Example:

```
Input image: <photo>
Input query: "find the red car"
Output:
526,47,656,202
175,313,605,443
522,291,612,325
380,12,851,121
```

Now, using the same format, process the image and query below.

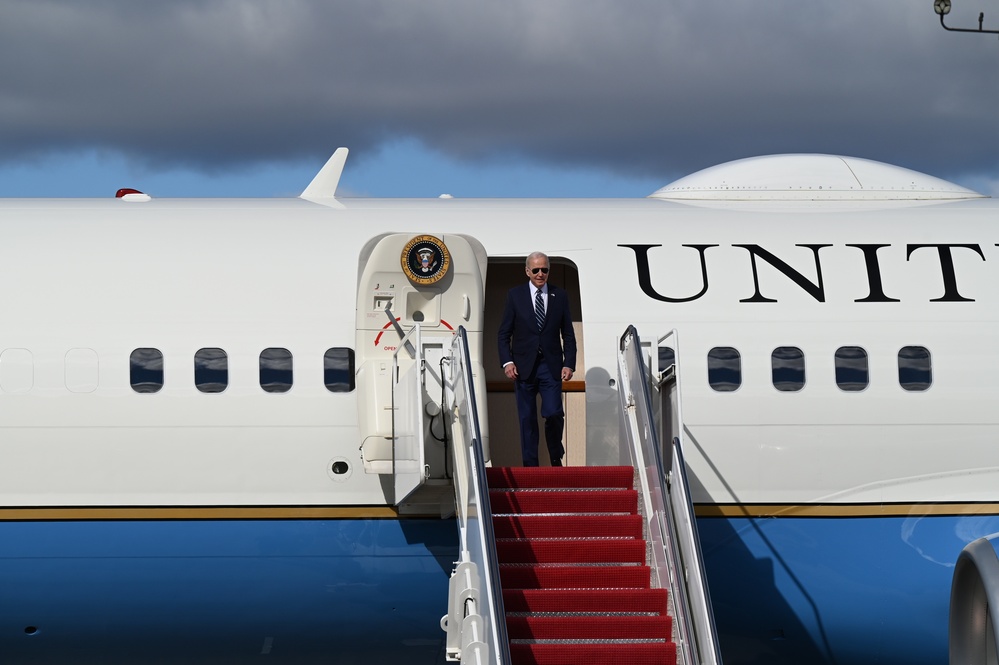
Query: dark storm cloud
0,0,995,183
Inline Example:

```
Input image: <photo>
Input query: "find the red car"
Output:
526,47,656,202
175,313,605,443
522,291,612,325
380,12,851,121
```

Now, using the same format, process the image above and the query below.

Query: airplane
0,148,997,665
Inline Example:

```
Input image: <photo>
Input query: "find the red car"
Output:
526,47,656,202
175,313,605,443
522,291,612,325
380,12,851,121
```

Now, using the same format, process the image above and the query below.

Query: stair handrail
659,329,722,665
441,326,510,664
618,325,722,665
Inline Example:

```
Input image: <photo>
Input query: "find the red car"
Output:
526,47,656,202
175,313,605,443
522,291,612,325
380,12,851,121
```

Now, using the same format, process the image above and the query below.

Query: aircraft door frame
354,233,489,501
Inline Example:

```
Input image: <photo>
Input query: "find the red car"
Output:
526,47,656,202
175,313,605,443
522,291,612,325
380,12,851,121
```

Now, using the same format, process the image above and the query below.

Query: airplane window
772,346,805,392
130,348,163,394
195,348,228,394
658,347,675,371
898,346,932,391
260,348,293,393
835,346,868,392
707,347,741,392
324,348,355,393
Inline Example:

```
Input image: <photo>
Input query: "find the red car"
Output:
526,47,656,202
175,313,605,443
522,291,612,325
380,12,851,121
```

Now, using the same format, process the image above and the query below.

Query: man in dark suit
497,252,577,467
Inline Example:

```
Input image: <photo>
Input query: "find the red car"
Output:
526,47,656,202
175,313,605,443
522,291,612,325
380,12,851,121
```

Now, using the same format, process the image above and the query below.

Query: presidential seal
401,235,451,285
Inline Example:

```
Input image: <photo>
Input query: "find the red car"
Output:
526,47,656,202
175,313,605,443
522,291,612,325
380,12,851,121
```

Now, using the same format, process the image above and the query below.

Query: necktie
535,288,545,331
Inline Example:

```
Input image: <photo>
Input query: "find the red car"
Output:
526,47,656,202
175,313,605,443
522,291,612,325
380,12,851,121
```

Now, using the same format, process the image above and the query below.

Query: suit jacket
497,283,577,379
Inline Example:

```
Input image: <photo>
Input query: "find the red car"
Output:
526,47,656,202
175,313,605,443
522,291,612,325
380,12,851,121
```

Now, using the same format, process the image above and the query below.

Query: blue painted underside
699,513,999,665
5,513,995,664
0,519,458,665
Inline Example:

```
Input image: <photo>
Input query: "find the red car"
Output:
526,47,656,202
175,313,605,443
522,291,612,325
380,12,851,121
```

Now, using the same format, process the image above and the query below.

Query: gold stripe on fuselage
3,503,998,521
0,506,402,521
697,503,999,518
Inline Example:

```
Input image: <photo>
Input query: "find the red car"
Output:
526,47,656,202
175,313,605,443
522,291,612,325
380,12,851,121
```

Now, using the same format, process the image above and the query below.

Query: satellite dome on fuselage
650,154,985,201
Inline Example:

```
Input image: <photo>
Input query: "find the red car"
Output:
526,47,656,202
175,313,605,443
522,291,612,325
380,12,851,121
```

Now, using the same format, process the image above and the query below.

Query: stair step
490,466,675,665
487,466,635,489
489,489,638,515
506,615,672,640
510,642,677,665
503,588,669,615
500,564,651,590
493,514,644,539
496,538,646,564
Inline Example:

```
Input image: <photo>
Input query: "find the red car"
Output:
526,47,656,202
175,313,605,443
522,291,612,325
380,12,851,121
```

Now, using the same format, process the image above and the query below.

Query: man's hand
504,363,519,380
561,367,574,382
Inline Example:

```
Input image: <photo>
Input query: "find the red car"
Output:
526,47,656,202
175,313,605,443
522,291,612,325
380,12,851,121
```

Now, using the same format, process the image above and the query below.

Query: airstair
393,323,721,664
488,464,674,664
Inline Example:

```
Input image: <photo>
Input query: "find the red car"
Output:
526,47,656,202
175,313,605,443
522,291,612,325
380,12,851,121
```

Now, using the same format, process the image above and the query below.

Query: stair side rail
441,326,510,665
618,325,722,665
658,328,722,665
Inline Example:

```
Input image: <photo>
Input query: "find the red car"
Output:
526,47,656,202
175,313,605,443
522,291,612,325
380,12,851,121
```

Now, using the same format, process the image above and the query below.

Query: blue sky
0,2,995,199
0,139,664,198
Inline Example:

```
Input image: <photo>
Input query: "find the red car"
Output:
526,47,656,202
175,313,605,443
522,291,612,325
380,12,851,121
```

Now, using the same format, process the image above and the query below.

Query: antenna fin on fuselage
301,148,349,201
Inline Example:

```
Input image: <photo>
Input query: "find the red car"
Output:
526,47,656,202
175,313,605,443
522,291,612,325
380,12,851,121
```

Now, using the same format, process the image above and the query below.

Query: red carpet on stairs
487,466,678,665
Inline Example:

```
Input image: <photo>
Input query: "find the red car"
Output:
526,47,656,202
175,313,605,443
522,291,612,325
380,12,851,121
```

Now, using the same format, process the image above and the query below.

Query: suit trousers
514,360,565,466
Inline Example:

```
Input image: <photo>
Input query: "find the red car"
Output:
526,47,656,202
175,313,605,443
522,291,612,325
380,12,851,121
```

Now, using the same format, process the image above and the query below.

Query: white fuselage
0,195,995,512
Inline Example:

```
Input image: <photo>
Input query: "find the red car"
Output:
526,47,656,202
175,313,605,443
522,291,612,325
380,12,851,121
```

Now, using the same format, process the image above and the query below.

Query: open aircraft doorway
483,256,585,467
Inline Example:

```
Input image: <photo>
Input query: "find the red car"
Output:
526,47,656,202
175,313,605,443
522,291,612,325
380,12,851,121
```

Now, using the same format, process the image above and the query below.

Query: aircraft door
355,233,488,503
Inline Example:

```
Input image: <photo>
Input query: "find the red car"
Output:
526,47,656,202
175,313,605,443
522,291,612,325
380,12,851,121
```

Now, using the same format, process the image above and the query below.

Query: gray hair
525,251,550,268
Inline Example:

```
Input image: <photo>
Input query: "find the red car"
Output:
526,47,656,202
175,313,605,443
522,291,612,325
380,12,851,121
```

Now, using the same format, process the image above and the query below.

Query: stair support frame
618,326,722,665
441,327,510,664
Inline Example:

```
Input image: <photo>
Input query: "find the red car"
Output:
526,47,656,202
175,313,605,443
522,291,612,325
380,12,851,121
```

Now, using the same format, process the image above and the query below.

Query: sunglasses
530,267,550,275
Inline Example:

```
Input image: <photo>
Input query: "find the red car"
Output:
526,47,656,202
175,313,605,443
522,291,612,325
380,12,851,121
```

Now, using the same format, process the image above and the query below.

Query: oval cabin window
260,348,293,393
835,346,869,392
130,348,164,394
708,347,741,392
